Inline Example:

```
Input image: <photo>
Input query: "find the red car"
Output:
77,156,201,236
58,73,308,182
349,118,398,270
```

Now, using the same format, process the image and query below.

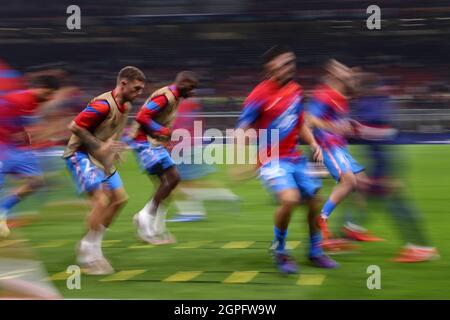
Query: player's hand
96,139,126,173
311,143,323,164
151,127,171,143
114,150,126,166
161,139,175,151
99,139,126,155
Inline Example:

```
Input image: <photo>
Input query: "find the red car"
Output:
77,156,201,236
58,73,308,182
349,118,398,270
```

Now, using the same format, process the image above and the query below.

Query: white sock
154,203,168,234
138,199,157,235
82,225,106,247
142,199,157,216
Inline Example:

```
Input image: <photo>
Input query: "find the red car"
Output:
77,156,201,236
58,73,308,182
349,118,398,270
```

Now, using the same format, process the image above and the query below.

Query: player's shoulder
311,84,328,99
88,99,110,114
286,81,303,96
311,84,340,103
3,89,31,100
246,80,273,101
3,89,37,107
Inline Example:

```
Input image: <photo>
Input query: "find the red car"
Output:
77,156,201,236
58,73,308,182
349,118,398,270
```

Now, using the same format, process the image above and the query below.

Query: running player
0,74,60,237
170,98,240,222
63,66,145,274
306,60,371,248
237,46,338,273
345,70,438,261
128,71,198,244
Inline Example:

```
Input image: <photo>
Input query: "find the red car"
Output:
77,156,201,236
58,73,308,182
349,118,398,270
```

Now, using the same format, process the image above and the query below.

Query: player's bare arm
299,122,323,163
68,120,103,150
305,113,352,136
68,121,124,171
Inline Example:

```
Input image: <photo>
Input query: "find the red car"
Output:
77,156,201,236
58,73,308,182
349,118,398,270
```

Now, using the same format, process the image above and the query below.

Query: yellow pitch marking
128,243,155,249
33,240,71,248
286,241,301,250
174,240,213,249
221,241,254,249
297,274,326,286
0,239,29,248
223,271,259,284
163,271,203,282
102,240,122,247
99,270,146,282
48,271,71,281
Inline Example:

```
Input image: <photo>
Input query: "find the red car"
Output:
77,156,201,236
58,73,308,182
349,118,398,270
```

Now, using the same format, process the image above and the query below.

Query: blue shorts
323,145,365,181
0,146,43,186
259,157,322,199
65,151,123,194
131,142,174,175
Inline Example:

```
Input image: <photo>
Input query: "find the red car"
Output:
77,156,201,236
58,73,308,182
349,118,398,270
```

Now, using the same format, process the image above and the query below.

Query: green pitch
7,145,450,299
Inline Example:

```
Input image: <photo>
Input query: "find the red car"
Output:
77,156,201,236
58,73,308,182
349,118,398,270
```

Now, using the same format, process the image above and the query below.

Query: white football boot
76,241,114,275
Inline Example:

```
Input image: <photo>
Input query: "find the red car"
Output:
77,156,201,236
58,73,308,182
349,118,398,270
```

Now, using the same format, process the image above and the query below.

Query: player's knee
116,194,129,207
91,191,109,208
109,191,129,209
355,173,370,192
307,196,321,213
27,175,45,190
279,199,298,211
278,190,301,208
341,173,357,190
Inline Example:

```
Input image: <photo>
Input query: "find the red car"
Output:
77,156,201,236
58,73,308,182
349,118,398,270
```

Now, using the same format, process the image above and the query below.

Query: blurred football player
306,60,373,250
236,46,338,274
0,74,60,238
170,98,239,222
127,71,198,244
344,71,438,262
63,66,145,274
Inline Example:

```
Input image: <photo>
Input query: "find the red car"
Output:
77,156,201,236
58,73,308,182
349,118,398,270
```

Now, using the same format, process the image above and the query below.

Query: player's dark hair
117,66,146,84
175,70,198,84
261,45,293,65
30,75,60,91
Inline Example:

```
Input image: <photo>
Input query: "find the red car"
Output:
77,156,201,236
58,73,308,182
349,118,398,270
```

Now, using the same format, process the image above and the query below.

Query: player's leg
102,172,128,228
152,166,180,242
80,189,110,265
65,152,113,274
269,188,300,274
153,165,180,208
319,147,358,239
0,175,45,212
273,188,300,250
78,173,128,273
341,153,384,241
134,146,179,243
0,149,44,238
387,188,438,262
294,157,338,268
260,160,300,273
305,196,338,268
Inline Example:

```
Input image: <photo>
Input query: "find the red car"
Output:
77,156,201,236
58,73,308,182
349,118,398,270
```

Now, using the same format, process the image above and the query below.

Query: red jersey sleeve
74,99,110,131
136,95,171,136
